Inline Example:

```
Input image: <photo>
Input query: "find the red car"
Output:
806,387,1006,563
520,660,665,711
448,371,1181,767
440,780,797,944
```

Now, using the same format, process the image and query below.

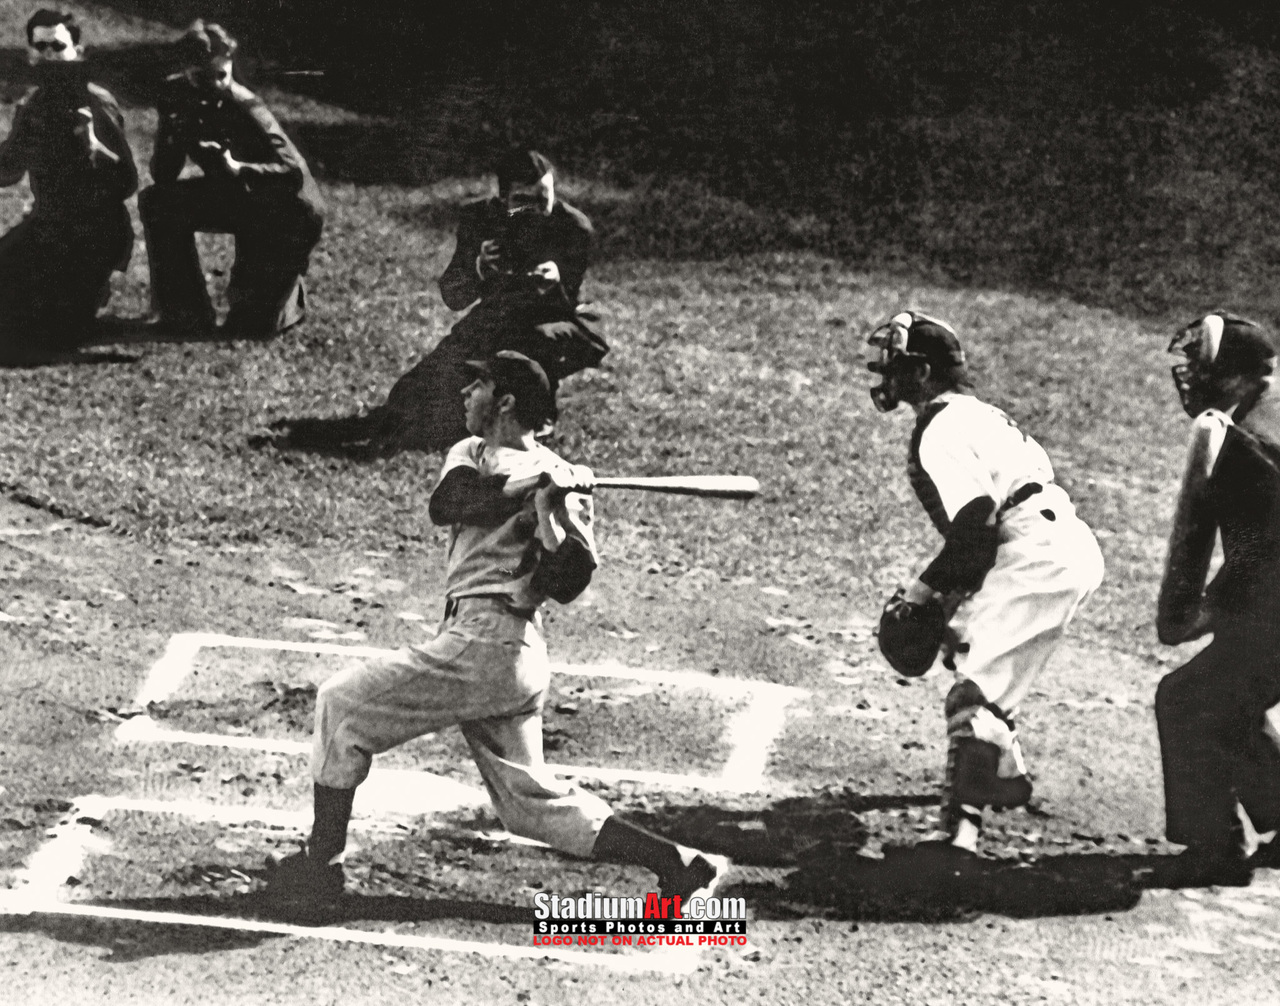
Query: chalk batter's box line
119,632,808,795
5,633,794,971
0,794,702,975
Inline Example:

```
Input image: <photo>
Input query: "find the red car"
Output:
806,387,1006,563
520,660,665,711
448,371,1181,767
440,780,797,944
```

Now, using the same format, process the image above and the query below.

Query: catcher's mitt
877,588,947,677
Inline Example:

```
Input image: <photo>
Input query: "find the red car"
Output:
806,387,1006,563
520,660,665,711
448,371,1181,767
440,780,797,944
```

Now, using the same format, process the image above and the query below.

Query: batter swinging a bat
865,311,1104,860
268,350,729,912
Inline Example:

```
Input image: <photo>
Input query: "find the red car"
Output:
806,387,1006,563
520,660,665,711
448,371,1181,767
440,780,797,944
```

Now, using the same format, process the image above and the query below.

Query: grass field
2,3,1280,1004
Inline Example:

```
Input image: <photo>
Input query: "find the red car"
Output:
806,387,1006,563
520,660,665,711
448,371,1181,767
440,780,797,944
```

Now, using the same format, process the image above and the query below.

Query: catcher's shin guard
950,737,1032,810
944,680,1032,811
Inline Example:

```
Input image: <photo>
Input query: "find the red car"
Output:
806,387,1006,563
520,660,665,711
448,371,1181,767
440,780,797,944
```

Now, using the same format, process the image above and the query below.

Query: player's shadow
0,891,534,963
109,890,535,929
624,788,1148,922
734,844,1143,923
0,909,275,962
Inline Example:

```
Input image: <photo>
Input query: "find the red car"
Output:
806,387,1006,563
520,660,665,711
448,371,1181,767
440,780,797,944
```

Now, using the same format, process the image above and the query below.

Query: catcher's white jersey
912,393,1055,527
911,393,1104,718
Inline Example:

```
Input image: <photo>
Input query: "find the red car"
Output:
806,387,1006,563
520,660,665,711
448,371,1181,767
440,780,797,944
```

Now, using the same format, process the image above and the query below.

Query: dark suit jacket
438,196,592,311
150,72,323,218
0,80,136,218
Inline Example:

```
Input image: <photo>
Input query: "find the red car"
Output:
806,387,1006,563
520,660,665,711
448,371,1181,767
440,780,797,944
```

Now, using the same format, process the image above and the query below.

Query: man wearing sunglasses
0,8,137,363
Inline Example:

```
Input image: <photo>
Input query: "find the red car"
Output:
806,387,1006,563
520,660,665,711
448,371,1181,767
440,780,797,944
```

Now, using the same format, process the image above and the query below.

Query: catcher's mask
865,310,965,412
1168,312,1276,418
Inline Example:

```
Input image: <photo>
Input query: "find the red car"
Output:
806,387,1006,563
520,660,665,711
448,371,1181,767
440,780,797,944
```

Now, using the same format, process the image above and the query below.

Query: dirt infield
4,488,1280,1005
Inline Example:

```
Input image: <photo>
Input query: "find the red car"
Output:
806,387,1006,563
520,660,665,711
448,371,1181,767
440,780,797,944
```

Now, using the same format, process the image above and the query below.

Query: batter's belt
443,594,540,622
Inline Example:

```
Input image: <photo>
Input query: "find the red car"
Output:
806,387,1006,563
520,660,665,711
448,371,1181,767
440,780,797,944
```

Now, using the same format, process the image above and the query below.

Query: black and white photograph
1,2,1279,1003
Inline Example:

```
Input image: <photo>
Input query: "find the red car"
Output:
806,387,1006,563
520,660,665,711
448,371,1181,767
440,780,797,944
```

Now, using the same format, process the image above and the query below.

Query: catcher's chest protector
907,399,953,534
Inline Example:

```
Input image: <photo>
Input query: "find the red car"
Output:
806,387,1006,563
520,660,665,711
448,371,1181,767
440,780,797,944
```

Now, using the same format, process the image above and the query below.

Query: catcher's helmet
865,310,965,412
1168,312,1276,418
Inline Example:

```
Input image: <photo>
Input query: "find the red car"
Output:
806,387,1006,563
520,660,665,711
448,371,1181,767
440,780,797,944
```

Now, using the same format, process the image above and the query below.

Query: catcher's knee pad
944,679,989,720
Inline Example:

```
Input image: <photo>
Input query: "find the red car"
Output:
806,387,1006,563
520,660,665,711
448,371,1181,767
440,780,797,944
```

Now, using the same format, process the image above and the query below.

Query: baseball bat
591,476,760,500
502,473,759,500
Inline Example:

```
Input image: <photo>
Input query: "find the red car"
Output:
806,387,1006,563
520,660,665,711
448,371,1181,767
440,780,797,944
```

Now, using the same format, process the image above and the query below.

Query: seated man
375,149,607,453
0,8,136,363
138,20,324,339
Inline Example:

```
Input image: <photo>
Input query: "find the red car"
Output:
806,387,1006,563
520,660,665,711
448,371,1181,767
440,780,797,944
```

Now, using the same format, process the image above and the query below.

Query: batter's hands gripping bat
504,473,759,500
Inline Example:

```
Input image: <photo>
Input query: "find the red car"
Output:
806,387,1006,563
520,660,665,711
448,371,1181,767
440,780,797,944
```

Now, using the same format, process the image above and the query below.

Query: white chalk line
0,794,696,975
121,632,809,794
9,633,803,972
0,899,697,975
117,716,757,793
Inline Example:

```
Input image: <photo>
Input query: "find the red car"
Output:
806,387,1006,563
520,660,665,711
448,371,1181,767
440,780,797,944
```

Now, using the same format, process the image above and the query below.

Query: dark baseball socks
308,783,356,865
591,816,726,898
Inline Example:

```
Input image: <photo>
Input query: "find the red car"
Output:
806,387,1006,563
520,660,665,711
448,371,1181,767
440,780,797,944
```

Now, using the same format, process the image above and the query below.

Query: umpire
138,20,324,339
1155,313,1280,885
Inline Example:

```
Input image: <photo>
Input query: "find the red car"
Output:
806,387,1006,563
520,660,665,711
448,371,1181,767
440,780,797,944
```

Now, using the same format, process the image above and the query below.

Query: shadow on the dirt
0,911,276,961
732,844,1144,923
623,788,1219,923
624,789,936,867
0,891,534,962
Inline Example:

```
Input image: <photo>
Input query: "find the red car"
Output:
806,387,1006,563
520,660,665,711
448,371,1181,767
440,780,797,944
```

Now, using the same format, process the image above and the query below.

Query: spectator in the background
138,20,324,339
372,149,607,452
0,8,136,364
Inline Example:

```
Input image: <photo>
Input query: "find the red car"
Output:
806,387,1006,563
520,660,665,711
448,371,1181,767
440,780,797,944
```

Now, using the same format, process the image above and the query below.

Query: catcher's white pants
312,597,612,858
947,485,1104,719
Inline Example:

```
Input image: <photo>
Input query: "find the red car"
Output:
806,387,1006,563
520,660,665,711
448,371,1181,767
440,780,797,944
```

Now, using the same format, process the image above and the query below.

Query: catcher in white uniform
267,351,727,912
866,311,1105,857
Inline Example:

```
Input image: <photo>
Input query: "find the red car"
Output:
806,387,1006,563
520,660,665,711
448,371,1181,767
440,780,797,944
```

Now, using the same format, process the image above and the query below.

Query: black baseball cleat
264,846,345,916
659,849,731,902
950,737,1032,811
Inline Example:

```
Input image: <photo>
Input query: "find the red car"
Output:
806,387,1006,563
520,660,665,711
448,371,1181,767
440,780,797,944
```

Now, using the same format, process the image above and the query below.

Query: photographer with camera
138,20,324,340
374,149,607,453
0,9,137,364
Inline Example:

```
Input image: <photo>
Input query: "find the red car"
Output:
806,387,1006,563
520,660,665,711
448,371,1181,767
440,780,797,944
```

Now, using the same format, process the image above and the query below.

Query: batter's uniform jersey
910,393,1104,716
311,437,612,858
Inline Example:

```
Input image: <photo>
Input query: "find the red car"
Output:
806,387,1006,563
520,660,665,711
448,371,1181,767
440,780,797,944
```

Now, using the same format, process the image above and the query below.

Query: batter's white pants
947,484,1105,719
312,596,612,858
